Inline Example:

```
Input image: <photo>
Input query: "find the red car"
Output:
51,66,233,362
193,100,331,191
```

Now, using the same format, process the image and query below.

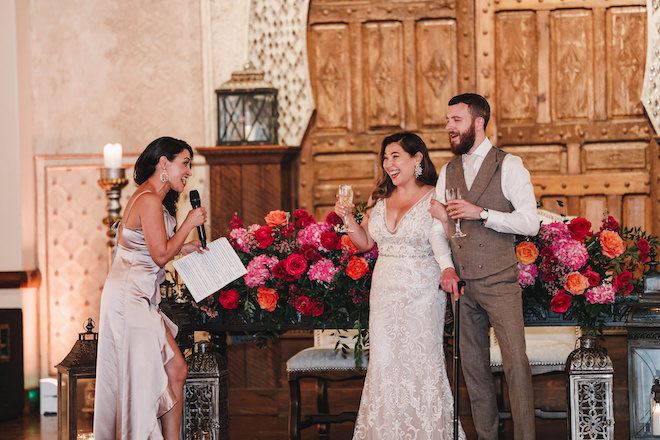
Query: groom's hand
440,267,464,300
446,199,481,220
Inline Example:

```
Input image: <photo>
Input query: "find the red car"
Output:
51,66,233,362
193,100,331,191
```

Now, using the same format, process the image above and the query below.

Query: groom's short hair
449,93,490,129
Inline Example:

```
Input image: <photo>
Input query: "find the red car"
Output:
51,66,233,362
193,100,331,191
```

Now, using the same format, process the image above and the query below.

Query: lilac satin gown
93,191,179,440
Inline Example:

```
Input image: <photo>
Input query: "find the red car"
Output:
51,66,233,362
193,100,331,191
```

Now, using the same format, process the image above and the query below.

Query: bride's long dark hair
369,132,438,207
134,136,193,217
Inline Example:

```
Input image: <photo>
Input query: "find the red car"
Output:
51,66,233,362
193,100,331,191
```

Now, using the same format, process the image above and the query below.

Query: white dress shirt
430,137,540,271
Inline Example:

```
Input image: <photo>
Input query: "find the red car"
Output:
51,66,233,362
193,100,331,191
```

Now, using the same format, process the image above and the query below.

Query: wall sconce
216,62,278,145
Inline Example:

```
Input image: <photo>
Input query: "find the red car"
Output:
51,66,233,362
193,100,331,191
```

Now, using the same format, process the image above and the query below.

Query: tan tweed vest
446,147,517,280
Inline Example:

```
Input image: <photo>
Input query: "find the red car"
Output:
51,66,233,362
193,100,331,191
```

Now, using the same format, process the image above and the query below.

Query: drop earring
160,168,168,183
414,162,422,178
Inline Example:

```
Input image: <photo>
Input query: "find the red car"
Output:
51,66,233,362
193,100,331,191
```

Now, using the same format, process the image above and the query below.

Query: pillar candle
652,402,660,435
103,143,122,169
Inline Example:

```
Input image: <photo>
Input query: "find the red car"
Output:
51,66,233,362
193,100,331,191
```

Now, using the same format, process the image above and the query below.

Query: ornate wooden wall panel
301,0,474,218
480,0,656,234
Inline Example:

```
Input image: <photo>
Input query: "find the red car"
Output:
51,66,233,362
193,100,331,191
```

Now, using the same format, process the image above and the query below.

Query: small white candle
653,403,660,435
103,143,122,169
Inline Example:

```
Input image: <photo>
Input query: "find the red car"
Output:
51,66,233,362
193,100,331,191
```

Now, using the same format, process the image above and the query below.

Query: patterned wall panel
36,156,207,375
248,0,314,146
416,19,457,128
496,11,538,122
551,10,594,121
607,6,646,118
309,23,351,130
363,21,405,129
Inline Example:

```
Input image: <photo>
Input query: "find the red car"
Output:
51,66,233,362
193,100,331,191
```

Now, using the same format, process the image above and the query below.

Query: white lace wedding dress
353,191,465,440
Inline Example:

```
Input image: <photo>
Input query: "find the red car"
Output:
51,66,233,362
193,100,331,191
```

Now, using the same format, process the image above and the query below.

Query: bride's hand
429,198,449,223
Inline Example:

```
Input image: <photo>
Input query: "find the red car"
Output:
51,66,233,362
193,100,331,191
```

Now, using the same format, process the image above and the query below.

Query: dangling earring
414,162,422,178
160,168,168,183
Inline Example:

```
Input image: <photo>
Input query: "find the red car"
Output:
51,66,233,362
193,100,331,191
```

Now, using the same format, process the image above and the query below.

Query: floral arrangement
180,207,376,359
516,212,658,334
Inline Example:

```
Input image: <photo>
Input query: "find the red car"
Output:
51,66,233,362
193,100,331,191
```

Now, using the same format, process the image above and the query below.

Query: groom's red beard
449,122,476,155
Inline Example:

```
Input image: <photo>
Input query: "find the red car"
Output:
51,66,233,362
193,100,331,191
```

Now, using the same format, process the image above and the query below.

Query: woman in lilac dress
94,137,206,440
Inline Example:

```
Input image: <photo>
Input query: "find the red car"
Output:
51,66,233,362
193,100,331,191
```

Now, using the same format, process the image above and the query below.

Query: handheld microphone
189,190,206,248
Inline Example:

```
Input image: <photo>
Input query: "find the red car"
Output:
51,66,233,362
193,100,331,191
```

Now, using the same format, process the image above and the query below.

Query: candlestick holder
97,167,129,249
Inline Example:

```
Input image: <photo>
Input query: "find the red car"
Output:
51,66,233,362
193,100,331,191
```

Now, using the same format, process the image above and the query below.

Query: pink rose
254,226,274,249
568,217,592,241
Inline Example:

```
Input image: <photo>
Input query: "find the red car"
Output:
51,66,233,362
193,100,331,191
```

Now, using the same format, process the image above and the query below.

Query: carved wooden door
302,0,658,235
300,0,476,218
479,0,657,233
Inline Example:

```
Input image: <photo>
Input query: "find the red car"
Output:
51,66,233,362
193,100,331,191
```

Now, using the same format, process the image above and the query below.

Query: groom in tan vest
431,93,540,439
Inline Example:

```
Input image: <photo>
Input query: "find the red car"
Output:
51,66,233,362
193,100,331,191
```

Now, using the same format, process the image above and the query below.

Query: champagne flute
446,187,467,238
338,184,354,233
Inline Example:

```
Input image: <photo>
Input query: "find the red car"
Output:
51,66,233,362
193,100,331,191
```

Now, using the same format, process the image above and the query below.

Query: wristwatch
479,208,489,223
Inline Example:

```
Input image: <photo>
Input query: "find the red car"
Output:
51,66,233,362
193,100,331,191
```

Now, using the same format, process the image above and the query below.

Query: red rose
346,256,369,280
285,253,308,279
320,231,340,250
568,217,591,241
300,244,321,263
638,238,650,262
325,211,343,227
613,270,634,295
254,226,274,249
219,289,239,309
294,209,311,219
540,246,554,260
296,217,314,229
271,260,288,279
581,266,601,287
550,292,572,313
295,295,313,316
281,223,295,238
310,300,324,317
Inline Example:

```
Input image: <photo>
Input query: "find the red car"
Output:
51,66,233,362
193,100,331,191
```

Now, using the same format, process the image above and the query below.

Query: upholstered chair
286,329,368,440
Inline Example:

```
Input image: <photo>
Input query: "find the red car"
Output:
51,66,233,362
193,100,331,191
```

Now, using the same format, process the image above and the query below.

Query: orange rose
264,210,289,227
340,235,359,254
516,241,539,265
346,256,369,280
600,230,625,259
564,271,589,295
256,286,279,312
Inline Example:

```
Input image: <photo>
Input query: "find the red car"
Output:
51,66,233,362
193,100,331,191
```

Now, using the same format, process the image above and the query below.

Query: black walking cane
453,280,466,440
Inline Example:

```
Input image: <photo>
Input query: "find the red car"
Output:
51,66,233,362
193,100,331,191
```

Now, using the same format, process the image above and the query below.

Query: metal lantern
566,335,615,439
181,340,230,440
55,318,98,440
216,62,278,145
627,247,660,438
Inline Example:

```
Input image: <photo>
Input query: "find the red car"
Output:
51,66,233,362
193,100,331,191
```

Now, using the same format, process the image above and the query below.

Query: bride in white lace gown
336,133,465,440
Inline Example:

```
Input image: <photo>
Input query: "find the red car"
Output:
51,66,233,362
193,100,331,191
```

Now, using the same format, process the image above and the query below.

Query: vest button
479,264,483,269
458,244,462,249
479,243,484,247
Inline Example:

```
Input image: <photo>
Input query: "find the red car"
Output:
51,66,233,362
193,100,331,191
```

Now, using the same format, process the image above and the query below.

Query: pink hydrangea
585,283,616,305
296,222,333,250
308,258,339,283
518,263,537,287
538,222,572,244
244,255,278,287
552,239,589,271
229,228,250,252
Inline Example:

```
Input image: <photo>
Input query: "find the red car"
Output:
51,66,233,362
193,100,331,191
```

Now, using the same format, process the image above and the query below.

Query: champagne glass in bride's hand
338,184,354,233
446,187,467,238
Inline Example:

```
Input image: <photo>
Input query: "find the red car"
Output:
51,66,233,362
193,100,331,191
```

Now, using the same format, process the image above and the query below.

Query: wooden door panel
416,19,457,128
309,23,352,130
363,21,405,129
607,6,646,118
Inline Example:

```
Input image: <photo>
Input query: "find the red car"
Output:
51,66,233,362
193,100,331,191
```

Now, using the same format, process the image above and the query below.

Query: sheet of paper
172,237,247,303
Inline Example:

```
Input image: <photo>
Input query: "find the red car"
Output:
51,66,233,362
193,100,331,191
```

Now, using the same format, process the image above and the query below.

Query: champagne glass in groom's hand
446,187,466,238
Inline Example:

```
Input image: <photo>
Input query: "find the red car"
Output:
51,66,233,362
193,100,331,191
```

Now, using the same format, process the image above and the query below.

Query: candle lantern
566,335,615,439
627,247,660,438
55,318,98,440
181,340,229,440
216,62,278,145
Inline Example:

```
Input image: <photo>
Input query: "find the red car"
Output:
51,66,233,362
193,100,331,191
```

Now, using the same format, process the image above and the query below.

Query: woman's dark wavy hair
369,132,438,207
134,136,193,217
